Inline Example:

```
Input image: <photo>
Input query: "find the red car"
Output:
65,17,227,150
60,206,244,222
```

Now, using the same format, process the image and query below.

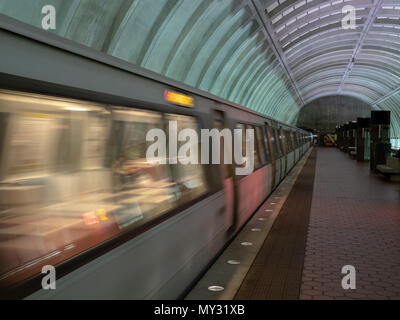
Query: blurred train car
0,26,312,299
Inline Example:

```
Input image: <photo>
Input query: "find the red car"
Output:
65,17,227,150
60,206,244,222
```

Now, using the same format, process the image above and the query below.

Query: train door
278,127,288,177
213,110,234,230
293,131,298,162
291,130,298,163
265,123,277,188
273,125,284,181
283,129,291,172
287,130,294,170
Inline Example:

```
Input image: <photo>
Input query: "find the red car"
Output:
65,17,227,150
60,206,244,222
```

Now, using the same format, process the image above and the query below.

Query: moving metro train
0,26,312,299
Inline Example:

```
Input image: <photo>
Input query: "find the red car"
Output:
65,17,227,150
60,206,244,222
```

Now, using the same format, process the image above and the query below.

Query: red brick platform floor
300,148,400,300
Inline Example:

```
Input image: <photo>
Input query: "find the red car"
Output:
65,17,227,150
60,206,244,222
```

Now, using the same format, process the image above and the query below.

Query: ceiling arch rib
261,0,400,137
263,0,400,101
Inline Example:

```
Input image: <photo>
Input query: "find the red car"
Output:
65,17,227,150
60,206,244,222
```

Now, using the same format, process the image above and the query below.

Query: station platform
186,147,400,300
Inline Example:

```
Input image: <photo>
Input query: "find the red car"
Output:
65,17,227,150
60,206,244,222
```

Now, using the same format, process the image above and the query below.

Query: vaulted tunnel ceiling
0,0,399,142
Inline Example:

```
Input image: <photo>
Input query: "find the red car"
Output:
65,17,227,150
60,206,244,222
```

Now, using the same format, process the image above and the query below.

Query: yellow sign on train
164,90,194,107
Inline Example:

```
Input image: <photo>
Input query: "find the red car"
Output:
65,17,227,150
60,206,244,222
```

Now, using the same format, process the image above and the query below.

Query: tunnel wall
296,95,371,133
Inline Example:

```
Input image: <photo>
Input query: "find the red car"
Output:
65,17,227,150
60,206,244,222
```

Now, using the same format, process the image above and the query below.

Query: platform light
227,260,241,265
241,242,253,246
208,286,224,292
164,90,194,107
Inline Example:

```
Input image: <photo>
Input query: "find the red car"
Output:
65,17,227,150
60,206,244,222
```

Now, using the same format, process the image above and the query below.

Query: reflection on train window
0,91,207,288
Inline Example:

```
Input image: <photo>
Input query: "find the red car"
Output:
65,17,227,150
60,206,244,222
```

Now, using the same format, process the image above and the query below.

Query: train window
81,113,110,169
265,125,278,159
260,126,272,164
282,130,288,152
213,110,232,179
0,91,209,289
290,131,295,151
5,113,57,179
245,125,262,170
255,126,267,166
277,128,285,154
54,117,83,172
274,128,283,157
108,109,179,224
234,123,256,170
292,132,296,149
165,113,207,202
214,119,231,179
285,130,293,152
0,113,8,177
0,91,118,288
292,132,298,149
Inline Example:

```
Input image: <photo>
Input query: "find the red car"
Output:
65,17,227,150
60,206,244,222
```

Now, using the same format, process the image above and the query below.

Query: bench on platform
377,156,400,182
